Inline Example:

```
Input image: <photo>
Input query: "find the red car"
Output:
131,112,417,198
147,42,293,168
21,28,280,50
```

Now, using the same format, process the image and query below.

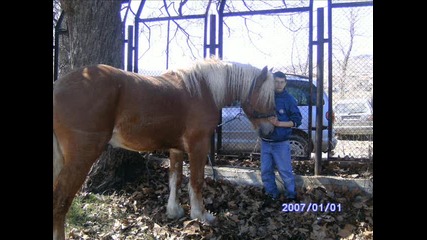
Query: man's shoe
262,195,280,208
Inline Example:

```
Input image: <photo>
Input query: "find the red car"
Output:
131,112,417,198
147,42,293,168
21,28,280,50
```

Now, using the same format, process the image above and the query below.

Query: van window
286,80,322,106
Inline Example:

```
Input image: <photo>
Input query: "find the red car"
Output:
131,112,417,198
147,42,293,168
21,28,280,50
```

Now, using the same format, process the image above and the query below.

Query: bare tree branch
243,18,269,56
139,22,153,59
161,0,200,60
178,0,189,16
281,0,288,8
333,8,361,97
241,0,253,11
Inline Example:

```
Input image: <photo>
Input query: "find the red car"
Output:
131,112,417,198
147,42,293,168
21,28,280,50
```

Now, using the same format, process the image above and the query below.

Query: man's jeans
260,140,296,199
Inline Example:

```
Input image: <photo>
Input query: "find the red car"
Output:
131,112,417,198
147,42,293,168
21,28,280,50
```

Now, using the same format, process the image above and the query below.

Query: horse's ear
254,66,269,88
261,66,268,77
269,67,274,72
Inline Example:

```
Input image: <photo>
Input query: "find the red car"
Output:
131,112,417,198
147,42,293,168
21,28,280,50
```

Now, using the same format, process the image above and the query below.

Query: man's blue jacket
261,90,302,142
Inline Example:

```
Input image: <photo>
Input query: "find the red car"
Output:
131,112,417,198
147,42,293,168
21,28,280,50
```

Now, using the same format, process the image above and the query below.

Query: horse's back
53,64,123,133
53,64,121,92
53,64,191,152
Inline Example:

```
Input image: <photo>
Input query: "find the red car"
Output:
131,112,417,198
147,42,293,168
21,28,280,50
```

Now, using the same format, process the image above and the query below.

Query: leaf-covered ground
66,157,373,240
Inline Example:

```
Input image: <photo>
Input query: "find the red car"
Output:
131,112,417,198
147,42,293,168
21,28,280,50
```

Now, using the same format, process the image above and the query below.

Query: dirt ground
66,154,373,240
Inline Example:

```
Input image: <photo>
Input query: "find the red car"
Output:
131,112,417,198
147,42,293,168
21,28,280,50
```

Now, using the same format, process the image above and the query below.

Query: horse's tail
53,130,64,184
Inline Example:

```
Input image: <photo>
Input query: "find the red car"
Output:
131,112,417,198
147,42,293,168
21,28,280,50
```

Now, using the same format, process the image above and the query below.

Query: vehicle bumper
335,126,373,136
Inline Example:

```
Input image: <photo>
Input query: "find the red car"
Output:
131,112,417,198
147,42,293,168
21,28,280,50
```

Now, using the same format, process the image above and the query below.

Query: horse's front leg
187,138,216,224
167,148,185,219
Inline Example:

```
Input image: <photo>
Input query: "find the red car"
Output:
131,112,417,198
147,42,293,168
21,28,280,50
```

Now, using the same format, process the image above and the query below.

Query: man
260,71,302,204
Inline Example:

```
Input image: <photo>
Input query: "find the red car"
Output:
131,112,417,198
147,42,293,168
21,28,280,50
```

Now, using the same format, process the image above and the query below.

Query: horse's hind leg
167,148,185,219
53,131,111,240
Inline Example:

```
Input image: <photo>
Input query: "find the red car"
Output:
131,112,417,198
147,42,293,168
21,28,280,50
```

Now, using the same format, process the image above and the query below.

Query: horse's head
241,66,276,136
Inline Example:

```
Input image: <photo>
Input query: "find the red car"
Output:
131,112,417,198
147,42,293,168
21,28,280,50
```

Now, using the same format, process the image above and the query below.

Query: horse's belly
108,127,182,152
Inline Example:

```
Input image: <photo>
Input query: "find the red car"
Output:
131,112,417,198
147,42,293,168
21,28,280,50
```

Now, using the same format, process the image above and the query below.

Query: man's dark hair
273,71,287,79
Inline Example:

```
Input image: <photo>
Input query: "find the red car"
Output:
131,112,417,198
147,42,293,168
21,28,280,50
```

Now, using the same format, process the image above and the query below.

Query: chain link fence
54,0,373,161
329,4,373,160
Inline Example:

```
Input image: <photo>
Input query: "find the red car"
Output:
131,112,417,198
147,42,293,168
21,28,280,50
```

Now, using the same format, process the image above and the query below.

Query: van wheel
289,135,310,160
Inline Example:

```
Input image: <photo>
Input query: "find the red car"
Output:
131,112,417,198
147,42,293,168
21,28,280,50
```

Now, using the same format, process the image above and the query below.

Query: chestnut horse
53,57,276,239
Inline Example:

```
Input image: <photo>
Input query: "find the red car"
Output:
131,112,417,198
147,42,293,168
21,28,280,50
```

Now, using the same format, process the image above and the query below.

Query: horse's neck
219,85,245,109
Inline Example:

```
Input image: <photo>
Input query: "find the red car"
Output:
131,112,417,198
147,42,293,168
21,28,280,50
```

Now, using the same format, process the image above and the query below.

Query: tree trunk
58,0,140,192
59,0,123,69
83,145,147,193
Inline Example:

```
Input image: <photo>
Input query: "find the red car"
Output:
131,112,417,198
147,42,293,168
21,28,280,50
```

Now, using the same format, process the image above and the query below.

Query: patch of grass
66,195,90,227
65,192,135,239
65,193,105,228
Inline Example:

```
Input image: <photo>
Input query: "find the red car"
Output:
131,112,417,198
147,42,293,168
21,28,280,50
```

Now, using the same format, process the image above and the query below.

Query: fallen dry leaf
338,223,356,237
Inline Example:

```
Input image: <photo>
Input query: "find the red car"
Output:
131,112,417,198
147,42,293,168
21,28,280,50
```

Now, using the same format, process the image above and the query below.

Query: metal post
209,14,217,162
134,20,139,73
308,0,314,158
209,14,217,56
216,1,226,153
126,25,134,72
327,0,333,160
315,7,325,175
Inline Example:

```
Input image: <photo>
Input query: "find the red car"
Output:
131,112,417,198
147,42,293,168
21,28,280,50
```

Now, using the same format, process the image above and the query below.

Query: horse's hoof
196,211,217,226
166,205,184,219
205,211,216,223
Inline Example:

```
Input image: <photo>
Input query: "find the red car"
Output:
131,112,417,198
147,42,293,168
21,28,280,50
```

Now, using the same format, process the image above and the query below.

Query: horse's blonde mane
171,57,275,109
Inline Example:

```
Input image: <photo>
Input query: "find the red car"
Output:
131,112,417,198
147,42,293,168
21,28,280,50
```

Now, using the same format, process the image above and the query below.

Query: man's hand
268,116,280,126
268,116,294,128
